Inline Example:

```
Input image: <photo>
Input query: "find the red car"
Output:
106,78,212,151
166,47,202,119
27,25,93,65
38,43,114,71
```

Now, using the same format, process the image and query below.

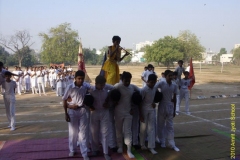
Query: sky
0,0,239,53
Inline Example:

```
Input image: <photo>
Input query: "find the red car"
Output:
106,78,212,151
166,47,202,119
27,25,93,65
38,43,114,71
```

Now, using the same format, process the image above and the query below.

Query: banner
188,57,195,90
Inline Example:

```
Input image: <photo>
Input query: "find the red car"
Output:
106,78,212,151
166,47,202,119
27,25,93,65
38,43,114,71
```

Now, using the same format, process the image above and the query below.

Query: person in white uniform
12,66,21,95
114,71,140,158
62,70,91,160
139,74,158,154
89,75,113,160
155,70,179,152
172,72,180,115
175,60,185,83
178,71,193,115
141,64,154,87
30,67,38,94
36,67,46,96
23,67,31,92
2,71,17,131
56,74,63,96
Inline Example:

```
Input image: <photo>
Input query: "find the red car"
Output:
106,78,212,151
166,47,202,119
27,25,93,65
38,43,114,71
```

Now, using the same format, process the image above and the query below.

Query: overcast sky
0,0,239,53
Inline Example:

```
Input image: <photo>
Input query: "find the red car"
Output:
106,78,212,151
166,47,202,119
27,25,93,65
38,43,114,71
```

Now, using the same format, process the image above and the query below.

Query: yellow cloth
102,46,121,85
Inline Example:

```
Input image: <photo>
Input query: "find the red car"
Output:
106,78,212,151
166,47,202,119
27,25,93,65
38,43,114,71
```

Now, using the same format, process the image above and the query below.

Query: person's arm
172,93,177,117
119,52,130,62
109,46,121,57
139,89,145,122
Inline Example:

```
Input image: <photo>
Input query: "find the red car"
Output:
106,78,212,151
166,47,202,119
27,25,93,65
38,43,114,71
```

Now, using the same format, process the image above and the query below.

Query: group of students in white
4,65,75,96
0,60,193,160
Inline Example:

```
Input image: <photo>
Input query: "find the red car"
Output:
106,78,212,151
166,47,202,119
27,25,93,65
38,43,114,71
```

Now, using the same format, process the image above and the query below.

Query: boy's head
183,71,189,78
164,70,173,82
95,75,106,90
144,66,148,71
147,64,154,71
147,74,157,88
5,71,12,80
161,72,165,77
178,60,183,67
112,36,121,46
173,71,178,79
75,70,85,86
121,71,132,87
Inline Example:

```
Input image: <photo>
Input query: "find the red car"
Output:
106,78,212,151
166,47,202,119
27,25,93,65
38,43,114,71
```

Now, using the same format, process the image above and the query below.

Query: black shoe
133,145,141,150
110,147,118,152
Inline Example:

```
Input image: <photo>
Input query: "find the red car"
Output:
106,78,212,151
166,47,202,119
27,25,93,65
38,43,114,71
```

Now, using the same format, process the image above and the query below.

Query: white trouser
53,79,56,89
114,111,133,148
62,87,66,96
175,95,180,112
90,109,109,154
25,83,30,91
140,109,156,148
56,87,62,96
44,81,49,88
49,79,54,88
38,82,45,95
179,89,189,112
68,107,88,157
16,81,21,94
3,95,15,128
157,101,175,147
132,105,139,145
32,86,37,94
108,104,117,148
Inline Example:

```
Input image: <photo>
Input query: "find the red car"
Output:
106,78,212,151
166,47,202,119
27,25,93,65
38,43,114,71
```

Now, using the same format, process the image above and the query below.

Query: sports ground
0,65,239,160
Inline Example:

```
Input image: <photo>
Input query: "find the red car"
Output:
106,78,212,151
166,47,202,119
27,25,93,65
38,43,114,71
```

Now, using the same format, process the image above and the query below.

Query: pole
221,62,223,73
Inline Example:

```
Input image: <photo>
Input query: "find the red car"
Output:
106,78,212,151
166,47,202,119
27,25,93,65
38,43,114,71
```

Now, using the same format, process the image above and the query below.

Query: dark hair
0,61,3,67
132,91,142,105
95,75,106,84
164,70,173,76
144,66,148,69
109,89,121,102
121,71,132,80
173,71,178,76
161,72,165,75
148,74,157,82
75,70,85,77
178,60,183,63
4,71,12,76
184,71,189,75
112,36,121,42
147,64,153,68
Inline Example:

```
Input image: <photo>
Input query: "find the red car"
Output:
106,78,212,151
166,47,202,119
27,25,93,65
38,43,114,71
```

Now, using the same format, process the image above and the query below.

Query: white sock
127,145,135,158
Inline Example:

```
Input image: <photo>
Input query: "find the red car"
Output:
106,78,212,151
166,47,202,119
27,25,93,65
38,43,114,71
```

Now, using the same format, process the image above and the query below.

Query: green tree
0,46,10,64
39,23,79,65
233,47,240,65
178,30,205,63
214,48,227,61
83,48,99,65
21,49,38,67
144,36,183,68
0,30,34,67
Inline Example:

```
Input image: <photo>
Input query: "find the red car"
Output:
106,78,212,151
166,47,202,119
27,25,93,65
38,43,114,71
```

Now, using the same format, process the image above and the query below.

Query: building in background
131,52,145,62
201,51,217,64
234,44,240,49
135,41,153,51
220,54,233,63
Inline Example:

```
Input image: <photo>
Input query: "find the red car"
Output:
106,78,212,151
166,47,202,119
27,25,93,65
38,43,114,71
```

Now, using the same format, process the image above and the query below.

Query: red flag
188,57,195,90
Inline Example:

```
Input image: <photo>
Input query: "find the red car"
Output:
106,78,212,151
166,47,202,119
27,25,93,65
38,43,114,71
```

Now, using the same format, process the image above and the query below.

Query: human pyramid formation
0,36,193,160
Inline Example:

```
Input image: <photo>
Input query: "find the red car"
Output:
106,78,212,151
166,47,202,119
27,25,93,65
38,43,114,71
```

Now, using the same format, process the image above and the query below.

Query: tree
83,48,99,65
178,30,205,63
144,36,183,68
233,47,240,65
21,49,38,67
39,23,79,65
0,46,10,64
0,30,34,67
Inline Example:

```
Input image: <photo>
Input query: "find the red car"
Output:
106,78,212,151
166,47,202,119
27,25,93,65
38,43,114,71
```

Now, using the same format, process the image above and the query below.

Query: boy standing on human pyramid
102,36,130,85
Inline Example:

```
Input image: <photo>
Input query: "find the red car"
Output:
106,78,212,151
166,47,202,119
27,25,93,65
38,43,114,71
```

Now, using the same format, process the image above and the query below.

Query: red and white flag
188,57,195,90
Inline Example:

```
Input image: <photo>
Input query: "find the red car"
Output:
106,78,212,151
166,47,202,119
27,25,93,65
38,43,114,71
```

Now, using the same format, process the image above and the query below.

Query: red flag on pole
188,57,195,90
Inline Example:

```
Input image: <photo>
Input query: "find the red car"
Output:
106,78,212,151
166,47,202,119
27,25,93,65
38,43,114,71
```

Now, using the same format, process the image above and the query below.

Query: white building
135,41,153,51
131,52,145,62
220,54,233,63
201,51,217,63
96,50,102,55
235,44,240,49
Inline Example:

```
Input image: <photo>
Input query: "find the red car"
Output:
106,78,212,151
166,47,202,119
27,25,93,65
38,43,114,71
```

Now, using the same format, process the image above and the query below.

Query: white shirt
141,85,157,111
90,84,114,110
172,79,180,94
175,66,185,80
36,70,44,83
180,78,192,89
2,80,17,96
114,83,140,113
142,70,153,86
62,82,91,107
155,81,177,103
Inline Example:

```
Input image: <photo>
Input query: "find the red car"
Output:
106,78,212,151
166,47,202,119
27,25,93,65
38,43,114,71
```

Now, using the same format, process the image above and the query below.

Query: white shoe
7,125,11,128
127,150,135,158
10,127,15,131
149,148,157,154
175,112,179,115
117,148,123,153
104,154,112,160
69,152,75,157
186,112,191,115
141,145,147,150
173,146,180,152
156,137,161,143
161,143,166,148
83,156,89,160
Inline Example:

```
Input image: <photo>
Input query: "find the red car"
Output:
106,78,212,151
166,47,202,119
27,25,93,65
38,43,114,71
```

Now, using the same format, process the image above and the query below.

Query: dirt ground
0,65,240,160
